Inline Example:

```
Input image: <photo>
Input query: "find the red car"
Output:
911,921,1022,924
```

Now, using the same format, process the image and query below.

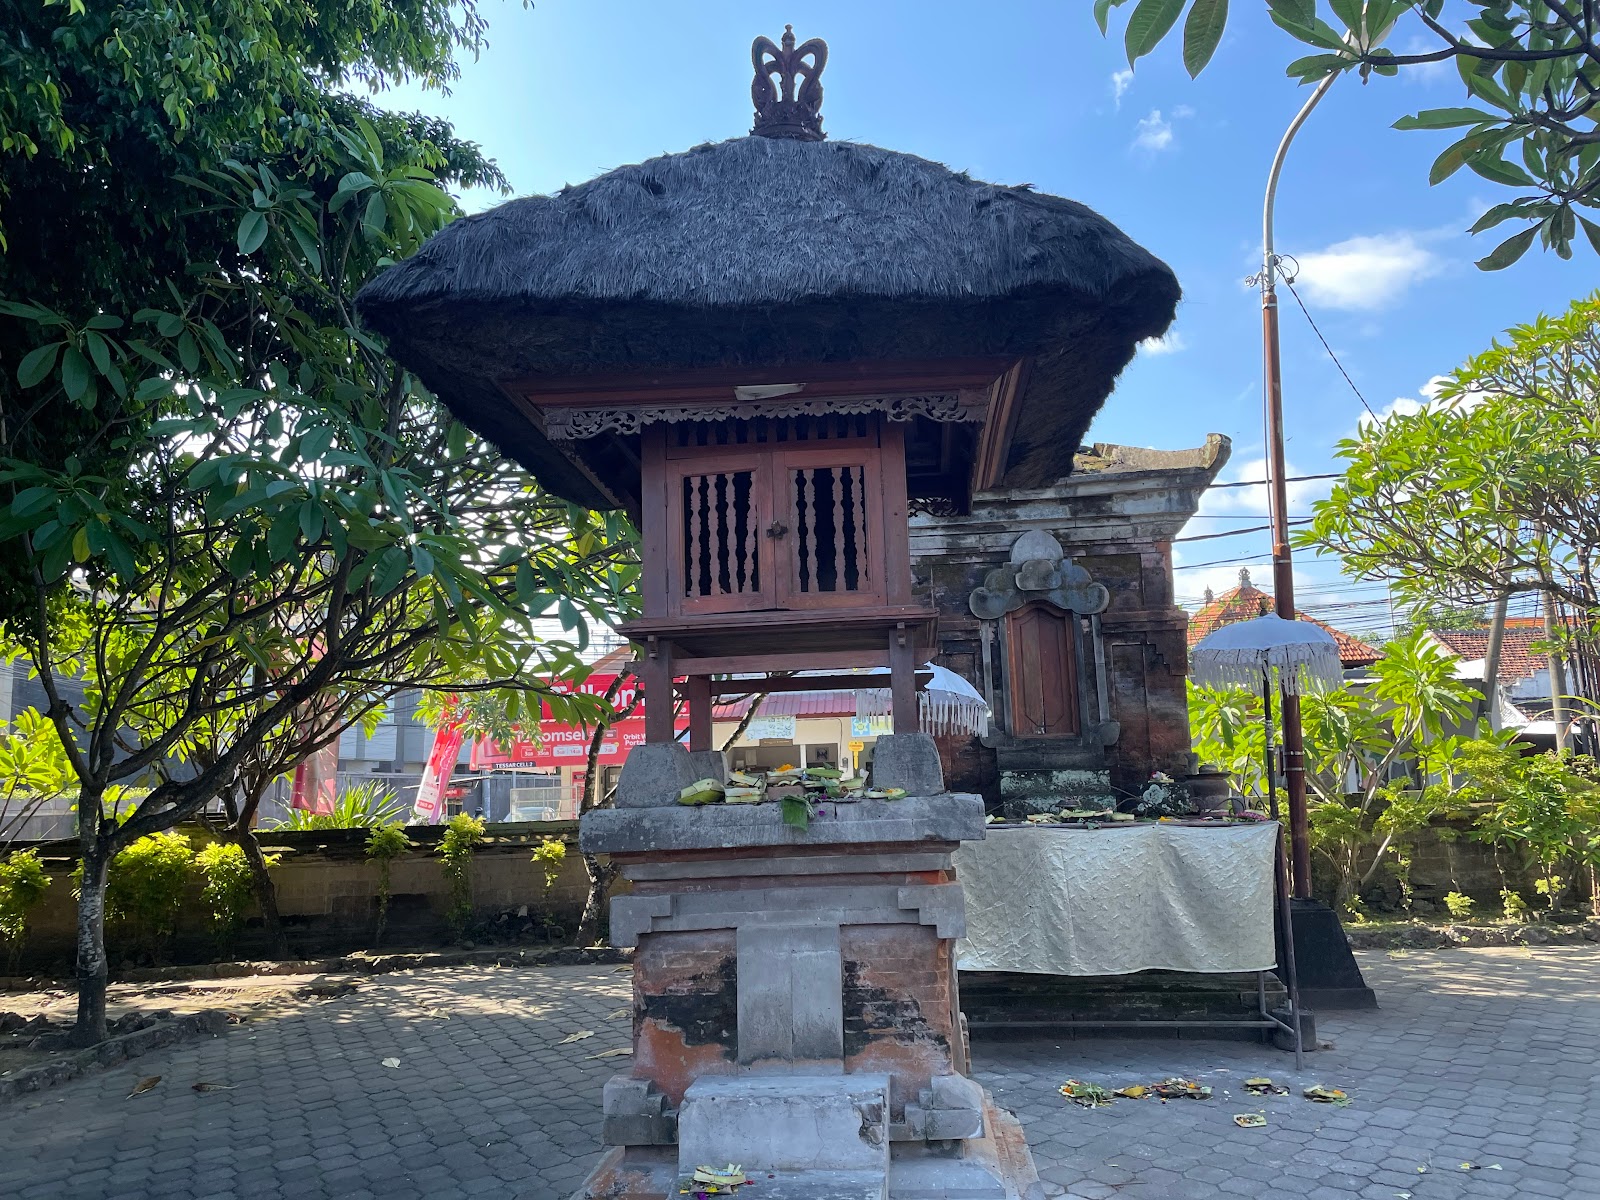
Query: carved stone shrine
357,26,1183,1200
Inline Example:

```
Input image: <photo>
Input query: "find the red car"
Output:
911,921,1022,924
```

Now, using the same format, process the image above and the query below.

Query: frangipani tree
1,115,635,1044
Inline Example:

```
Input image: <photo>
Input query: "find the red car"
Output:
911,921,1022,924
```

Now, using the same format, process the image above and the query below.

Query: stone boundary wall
8,821,624,972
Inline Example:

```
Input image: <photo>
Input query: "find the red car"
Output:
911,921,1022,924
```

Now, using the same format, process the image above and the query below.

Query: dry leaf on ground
380,1057,401,1068
559,1030,595,1044
191,1082,237,1092
127,1076,161,1098
587,1047,632,1059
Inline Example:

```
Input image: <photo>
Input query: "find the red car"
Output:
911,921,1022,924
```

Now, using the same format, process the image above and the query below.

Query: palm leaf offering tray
676,764,894,809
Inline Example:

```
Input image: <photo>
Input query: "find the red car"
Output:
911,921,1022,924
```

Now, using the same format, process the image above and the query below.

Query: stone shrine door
1005,601,1080,737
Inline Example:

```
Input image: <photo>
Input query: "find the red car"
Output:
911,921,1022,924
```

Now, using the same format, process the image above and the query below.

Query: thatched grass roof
358,136,1180,510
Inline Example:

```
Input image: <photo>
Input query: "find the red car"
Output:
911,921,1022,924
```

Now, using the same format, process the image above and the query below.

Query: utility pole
1258,73,1335,900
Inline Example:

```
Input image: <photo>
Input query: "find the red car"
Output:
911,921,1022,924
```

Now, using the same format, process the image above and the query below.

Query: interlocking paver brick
0,948,1597,1198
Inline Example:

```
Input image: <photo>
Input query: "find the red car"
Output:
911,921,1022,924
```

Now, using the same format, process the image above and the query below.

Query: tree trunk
575,852,615,946
71,834,111,1047
222,789,286,957
236,830,286,957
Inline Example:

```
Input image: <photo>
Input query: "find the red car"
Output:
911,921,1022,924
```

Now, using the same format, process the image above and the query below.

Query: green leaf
1468,202,1526,234
1267,0,1315,25
267,512,300,562
71,526,90,563
61,346,90,402
1286,52,1350,80
289,220,323,274
237,210,268,255
84,314,123,330
1124,0,1186,64
84,329,113,377
11,486,55,518
1579,215,1600,257
1475,225,1537,271
1466,153,1535,188
362,191,387,239
16,341,62,388
298,501,325,543
1393,107,1498,131
1182,0,1228,76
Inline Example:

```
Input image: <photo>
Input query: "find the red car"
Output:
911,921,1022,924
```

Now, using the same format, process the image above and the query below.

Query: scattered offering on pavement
1233,1113,1267,1128
1302,1084,1349,1104
1243,1077,1288,1096
1152,1077,1213,1100
1058,1079,1115,1107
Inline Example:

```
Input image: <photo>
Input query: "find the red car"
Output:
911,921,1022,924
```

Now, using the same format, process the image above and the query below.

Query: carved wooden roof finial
751,25,827,141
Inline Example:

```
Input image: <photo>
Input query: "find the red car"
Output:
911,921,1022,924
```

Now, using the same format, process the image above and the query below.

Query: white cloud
1293,233,1443,311
1110,69,1134,109
1172,103,1196,119
1133,109,1174,152
1358,373,1486,431
1138,331,1188,356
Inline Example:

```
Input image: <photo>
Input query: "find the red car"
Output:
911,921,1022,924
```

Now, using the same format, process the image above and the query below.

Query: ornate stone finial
751,25,828,141
1238,567,1252,587
1203,587,1214,604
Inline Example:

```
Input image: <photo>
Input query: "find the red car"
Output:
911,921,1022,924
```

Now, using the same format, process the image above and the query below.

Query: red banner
470,674,685,770
412,722,465,824
289,740,339,814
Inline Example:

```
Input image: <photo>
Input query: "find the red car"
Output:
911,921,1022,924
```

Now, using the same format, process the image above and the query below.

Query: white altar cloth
954,822,1278,976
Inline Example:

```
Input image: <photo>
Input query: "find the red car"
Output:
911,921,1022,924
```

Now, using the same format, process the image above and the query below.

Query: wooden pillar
640,637,676,744
889,621,918,735
685,675,713,752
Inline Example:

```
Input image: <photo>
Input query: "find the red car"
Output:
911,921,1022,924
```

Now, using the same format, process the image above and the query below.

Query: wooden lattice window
659,420,889,615
681,468,762,605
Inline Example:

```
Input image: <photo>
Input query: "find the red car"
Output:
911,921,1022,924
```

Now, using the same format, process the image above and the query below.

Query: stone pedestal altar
572,774,1040,1200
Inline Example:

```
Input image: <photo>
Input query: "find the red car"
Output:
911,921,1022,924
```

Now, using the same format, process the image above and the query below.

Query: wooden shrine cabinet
629,409,934,748
647,413,904,617
500,356,1024,752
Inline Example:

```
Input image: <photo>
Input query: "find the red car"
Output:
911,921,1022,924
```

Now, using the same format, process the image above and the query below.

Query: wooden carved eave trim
971,358,1030,491
542,390,984,440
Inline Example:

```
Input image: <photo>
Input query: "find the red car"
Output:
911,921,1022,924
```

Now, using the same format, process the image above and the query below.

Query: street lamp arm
1263,73,1338,289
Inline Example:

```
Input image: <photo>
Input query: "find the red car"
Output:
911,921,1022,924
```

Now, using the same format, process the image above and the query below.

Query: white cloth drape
954,823,1278,975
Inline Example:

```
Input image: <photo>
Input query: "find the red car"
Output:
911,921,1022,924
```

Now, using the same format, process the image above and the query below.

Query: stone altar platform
572,790,1041,1200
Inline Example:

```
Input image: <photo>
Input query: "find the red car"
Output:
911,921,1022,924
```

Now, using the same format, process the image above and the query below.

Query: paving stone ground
1,946,1597,1200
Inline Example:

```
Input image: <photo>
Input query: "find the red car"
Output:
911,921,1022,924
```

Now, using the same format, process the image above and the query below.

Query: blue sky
374,1,1589,638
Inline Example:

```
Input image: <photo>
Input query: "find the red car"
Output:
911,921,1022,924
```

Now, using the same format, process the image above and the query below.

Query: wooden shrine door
1005,602,1080,737
659,417,889,616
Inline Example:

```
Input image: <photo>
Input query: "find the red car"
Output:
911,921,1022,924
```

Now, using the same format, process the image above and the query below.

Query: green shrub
366,822,412,948
440,814,486,938
0,849,52,969
271,781,407,831
104,833,195,960
1501,888,1531,923
1443,891,1475,920
194,842,275,944
531,838,566,889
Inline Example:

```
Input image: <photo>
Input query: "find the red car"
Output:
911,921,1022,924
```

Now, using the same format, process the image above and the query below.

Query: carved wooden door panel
771,446,886,610
1006,603,1079,737
669,453,771,614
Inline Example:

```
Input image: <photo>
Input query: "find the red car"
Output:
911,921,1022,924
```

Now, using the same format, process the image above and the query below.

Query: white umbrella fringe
1188,614,1344,696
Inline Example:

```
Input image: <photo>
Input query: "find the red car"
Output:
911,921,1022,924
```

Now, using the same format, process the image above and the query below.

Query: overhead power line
1209,472,1341,489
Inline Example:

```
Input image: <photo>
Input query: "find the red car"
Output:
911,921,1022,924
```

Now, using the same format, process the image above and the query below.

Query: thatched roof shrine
357,54,1179,515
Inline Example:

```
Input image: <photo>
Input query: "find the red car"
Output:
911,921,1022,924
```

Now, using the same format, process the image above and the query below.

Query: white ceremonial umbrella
854,663,990,738
1189,614,1342,817
1189,613,1343,696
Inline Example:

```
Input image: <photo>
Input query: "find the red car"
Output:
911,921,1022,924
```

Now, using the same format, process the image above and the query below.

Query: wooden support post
889,621,918,735
685,675,712,752
640,637,675,744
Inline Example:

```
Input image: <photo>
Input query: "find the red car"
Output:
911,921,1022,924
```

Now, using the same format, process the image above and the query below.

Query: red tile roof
1186,569,1382,669
1430,618,1550,684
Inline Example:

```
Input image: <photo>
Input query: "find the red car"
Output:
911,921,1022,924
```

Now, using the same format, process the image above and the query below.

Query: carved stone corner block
602,1074,677,1147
